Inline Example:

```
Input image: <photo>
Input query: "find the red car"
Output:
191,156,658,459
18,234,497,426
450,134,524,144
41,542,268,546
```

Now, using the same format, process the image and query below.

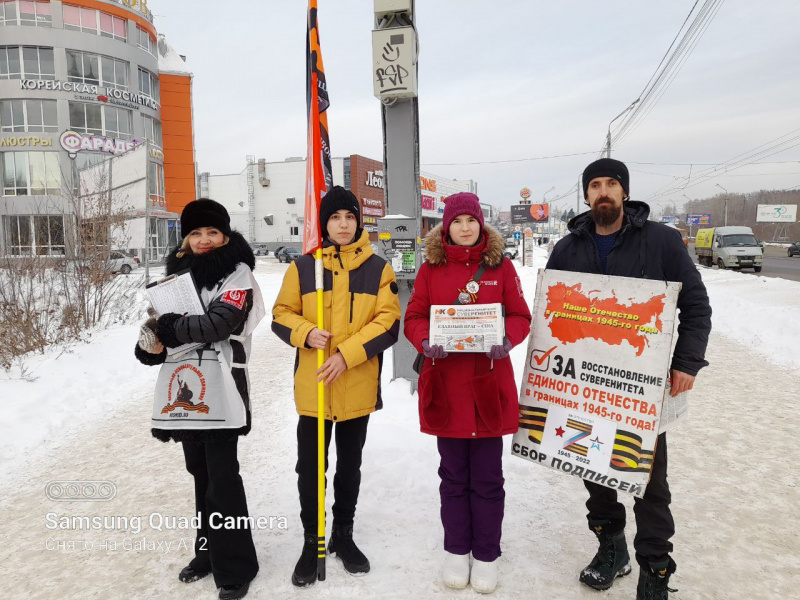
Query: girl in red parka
405,193,531,594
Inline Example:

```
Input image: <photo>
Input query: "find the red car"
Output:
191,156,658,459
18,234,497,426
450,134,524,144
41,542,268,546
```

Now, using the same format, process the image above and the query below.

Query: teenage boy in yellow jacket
272,186,401,587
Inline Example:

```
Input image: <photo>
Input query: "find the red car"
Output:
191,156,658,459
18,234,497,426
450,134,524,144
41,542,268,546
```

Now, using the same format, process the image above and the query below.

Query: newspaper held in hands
429,303,505,353
146,269,205,357
659,379,689,433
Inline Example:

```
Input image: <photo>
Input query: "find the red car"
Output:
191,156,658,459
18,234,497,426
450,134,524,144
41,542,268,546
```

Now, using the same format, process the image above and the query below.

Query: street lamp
605,98,641,158
542,186,555,238
715,183,728,226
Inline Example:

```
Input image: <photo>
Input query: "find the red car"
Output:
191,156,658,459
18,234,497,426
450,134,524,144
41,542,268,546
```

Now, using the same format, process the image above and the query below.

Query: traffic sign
514,225,521,232
513,232,522,240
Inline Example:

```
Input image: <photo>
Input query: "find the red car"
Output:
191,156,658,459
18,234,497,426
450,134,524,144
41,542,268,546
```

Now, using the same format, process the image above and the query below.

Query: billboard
511,203,550,224
756,204,797,223
686,214,712,226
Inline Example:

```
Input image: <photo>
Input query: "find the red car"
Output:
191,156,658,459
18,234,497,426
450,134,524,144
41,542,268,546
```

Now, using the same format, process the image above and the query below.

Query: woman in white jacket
135,199,264,600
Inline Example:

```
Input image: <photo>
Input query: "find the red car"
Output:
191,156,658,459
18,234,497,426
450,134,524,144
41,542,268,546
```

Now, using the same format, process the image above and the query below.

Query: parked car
113,249,140,264
274,246,286,260
503,242,518,260
249,243,269,256
73,250,138,275
108,251,138,274
788,242,800,257
276,246,301,263
282,247,302,263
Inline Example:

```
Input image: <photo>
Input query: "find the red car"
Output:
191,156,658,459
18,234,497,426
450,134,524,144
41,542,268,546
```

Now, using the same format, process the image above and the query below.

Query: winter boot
442,551,470,590
471,557,498,594
579,520,632,590
178,563,211,583
218,581,250,600
291,534,318,587
328,524,370,575
636,557,677,600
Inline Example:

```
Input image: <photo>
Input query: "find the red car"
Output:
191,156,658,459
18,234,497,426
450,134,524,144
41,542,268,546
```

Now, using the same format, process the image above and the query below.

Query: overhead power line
642,127,800,200
605,0,726,151
421,150,597,166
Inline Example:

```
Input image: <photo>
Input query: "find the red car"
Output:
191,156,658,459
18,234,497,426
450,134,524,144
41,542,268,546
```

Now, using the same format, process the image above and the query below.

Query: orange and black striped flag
303,0,333,255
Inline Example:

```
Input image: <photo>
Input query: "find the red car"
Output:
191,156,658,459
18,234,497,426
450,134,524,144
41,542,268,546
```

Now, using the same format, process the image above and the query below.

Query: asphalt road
688,243,800,282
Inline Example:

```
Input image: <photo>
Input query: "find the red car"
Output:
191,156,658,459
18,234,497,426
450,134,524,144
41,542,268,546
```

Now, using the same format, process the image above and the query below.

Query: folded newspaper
429,303,505,353
145,270,205,357
659,380,689,433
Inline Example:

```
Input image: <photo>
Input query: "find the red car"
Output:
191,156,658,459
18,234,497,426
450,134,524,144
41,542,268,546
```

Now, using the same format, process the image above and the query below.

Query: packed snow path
1,258,798,600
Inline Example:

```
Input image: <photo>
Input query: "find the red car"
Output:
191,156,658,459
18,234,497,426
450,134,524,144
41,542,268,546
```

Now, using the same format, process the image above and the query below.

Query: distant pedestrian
404,192,532,594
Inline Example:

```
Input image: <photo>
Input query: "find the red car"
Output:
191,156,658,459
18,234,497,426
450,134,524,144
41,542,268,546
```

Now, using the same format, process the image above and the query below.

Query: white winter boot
471,557,498,594
442,551,470,589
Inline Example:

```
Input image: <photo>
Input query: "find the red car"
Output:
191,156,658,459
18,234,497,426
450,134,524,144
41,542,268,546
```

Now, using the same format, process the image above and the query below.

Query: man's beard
591,198,622,228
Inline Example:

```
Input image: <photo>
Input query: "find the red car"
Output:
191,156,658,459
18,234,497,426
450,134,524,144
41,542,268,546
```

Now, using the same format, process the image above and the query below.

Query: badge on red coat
220,288,247,310
515,276,524,297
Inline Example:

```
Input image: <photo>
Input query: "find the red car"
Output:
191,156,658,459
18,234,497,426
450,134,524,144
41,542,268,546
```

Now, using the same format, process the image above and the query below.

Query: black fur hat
181,198,232,237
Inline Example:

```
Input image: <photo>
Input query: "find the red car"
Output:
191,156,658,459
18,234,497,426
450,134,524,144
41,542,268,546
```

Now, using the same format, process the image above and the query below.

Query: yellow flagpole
315,247,326,581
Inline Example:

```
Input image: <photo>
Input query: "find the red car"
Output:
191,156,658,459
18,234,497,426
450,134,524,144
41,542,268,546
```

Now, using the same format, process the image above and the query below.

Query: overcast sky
156,0,800,215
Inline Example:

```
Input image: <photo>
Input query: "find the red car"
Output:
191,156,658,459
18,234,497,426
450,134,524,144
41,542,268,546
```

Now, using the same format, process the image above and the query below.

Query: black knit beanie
319,186,361,234
582,158,630,199
181,198,231,237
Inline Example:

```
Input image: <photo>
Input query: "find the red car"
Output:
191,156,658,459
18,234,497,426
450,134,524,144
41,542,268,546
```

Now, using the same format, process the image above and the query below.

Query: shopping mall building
0,0,195,260
200,155,484,247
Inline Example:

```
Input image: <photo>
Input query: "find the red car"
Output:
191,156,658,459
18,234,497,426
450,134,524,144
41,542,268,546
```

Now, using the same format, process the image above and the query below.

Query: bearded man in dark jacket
546,158,711,600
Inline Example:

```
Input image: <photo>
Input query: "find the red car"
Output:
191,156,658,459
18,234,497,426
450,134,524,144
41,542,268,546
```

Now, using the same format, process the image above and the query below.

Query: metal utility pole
605,98,640,158
715,183,728,226
542,186,555,240
144,140,151,283
682,193,695,237
372,0,420,387
245,155,256,242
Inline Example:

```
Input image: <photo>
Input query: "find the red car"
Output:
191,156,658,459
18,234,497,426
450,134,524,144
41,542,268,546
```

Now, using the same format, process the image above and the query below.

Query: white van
694,226,763,272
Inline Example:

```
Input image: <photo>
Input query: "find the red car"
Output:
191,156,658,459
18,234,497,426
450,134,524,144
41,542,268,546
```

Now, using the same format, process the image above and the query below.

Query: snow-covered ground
1,250,799,599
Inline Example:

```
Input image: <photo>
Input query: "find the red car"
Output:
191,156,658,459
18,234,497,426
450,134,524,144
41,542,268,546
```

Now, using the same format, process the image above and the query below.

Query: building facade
0,0,195,259
346,154,385,240
201,155,478,247
203,157,347,247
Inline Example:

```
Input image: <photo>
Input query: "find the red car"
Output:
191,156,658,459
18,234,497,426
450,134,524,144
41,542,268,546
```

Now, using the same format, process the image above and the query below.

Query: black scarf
165,230,256,290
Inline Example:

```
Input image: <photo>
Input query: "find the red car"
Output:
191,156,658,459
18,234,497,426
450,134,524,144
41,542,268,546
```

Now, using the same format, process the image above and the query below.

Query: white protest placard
429,303,505,353
511,269,681,498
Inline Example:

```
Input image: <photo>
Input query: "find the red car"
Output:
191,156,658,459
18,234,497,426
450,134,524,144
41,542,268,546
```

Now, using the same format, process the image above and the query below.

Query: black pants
296,414,370,535
584,433,674,568
182,438,259,586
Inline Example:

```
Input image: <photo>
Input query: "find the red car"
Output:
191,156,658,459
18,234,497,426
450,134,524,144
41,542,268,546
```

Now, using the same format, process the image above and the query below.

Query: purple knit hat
442,192,484,232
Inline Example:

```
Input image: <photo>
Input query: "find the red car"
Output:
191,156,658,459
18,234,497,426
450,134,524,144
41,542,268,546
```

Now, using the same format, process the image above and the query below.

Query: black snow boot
179,562,211,583
636,557,677,600
328,524,370,575
579,520,632,590
218,581,250,600
291,534,318,587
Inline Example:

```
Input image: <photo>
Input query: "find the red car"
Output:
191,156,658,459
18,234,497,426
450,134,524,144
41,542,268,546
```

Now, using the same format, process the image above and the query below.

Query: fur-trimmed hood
165,230,255,290
423,224,505,267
